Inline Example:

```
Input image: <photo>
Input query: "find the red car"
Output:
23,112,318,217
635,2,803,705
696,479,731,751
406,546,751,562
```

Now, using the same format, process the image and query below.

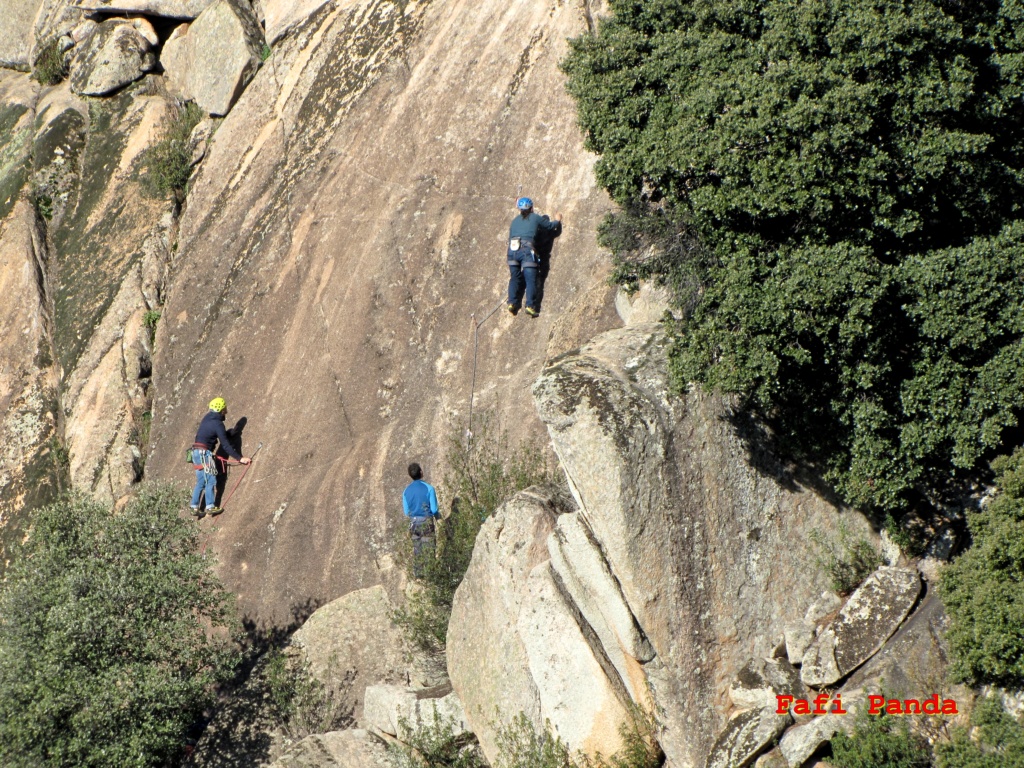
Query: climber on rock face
403,462,439,578
190,397,251,517
507,197,562,318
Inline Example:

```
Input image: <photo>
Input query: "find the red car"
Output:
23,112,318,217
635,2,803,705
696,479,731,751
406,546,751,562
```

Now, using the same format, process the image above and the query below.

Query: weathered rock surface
160,0,265,115
148,0,619,627
446,491,553,758
267,729,388,768
0,0,44,70
290,585,413,726
533,323,878,767
729,658,806,712
69,19,156,96
779,716,844,768
263,0,334,44
784,622,815,665
801,567,921,687
74,0,216,18
705,707,791,768
363,683,468,739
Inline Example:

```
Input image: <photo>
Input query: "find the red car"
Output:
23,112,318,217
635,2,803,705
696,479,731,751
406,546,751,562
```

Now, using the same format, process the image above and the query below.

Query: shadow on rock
186,599,324,768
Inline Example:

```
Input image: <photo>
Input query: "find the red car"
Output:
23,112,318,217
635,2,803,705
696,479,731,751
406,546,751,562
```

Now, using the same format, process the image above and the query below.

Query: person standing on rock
507,197,562,318
402,462,440,577
190,397,251,517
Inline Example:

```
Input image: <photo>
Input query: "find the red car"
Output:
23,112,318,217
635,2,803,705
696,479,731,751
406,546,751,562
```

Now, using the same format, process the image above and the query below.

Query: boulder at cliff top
73,0,215,19
160,0,264,115
0,0,43,70
69,20,156,96
800,567,921,687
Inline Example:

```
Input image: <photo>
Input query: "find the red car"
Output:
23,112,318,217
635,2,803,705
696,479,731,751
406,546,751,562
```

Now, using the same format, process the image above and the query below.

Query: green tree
562,0,1024,511
941,449,1024,687
0,485,238,767
829,711,932,768
935,694,1024,768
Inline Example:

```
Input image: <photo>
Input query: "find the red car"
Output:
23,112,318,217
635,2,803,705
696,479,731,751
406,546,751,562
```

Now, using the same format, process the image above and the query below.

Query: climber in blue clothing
403,462,439,577
190,397,251,517
507,197,562,318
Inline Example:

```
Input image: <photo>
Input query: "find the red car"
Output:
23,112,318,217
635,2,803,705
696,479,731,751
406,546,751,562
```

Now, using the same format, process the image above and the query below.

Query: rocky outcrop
778,716,843,768
263,0,332,45
69,19,157,96
160,0,265,115
267,729,388,768
74,0,216,17
290,585,415,726
800,567,921,687
363,683,469,740
705,707,790,768
530,323,879,766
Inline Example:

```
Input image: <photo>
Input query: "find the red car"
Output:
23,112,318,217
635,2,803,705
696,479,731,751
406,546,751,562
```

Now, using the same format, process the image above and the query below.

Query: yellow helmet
209,397,226,412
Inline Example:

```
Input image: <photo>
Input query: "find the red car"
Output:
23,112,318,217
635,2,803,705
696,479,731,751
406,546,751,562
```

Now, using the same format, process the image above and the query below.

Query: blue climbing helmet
516,197,533,211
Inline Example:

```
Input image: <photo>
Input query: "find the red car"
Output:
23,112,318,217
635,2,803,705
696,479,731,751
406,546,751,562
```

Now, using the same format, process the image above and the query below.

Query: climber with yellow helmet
190,397,251,517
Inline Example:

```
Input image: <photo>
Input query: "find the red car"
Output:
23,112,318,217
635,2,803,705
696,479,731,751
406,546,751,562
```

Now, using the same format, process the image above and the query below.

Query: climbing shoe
524,307,540,318
190,507,205,519
507,303,520,316
207,506,224,517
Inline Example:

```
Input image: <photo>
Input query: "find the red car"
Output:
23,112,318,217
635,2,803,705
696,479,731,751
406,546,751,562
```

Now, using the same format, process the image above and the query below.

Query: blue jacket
194,411,242,460
403,480,438,518
509,212,561,241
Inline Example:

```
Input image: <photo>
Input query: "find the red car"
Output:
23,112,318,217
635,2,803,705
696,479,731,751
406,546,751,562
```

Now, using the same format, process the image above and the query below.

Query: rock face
290,585,414,725
363,683,469,739
69,20,156,96
531,324,878,767
0,0,44,70
147,0,619,626
800,567,921,687
160,0,265,115
704,707,791,768
263,0,334,44
778,716,843,768
729,659,806,712
267,729,388,768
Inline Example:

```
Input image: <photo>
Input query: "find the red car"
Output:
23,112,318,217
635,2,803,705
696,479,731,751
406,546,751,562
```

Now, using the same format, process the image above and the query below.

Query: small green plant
262,650,353,740
260,43,272,61
934,694,1024,767
142,102,204,199
829,710,932,768
883,514,927,559
941,448,1024,687
388,708,487,768
32,38,68,86
143,310,161,343
809,522,882,596
392,416,557,653
33,191,53,221
47,436,70,471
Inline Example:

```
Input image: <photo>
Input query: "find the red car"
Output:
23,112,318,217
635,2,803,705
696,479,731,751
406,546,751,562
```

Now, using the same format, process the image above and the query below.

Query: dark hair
408,463,423,480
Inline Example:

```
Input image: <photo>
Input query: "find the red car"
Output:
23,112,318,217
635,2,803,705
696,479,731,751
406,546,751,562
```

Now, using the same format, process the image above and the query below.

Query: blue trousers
508,263,538,310
191,450,216,508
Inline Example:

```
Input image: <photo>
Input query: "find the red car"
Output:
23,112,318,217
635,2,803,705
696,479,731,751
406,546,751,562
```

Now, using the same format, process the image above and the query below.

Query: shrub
388,708,486,768
32,38,68,86
143,310,161,343
142,102,204,199
562,0,1024,514
392,417,557,653
934,694,1024,768
263,650,353,741
0,485,238,767
829,711,932,768
941,449,1024,687
809,522,882,596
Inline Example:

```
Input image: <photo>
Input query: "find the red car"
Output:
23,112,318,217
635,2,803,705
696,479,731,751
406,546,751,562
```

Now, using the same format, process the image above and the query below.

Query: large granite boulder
73,0,216,18
0,0,44,70
729,658,807,712
290,585,414,726
705,707,791,768
778,716,844,768
69,19,156,96
448,490,629,762
533,324,878,766
363,683,469,739
160,0,265,115
800,567,921,687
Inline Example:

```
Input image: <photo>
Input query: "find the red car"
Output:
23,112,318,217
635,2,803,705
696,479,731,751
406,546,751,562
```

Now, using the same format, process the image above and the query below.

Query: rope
468,298,505,453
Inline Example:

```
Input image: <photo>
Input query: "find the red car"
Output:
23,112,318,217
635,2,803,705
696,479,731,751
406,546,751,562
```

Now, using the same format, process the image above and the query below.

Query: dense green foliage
935,694,1024,768
143,102,204,199
563,0,1024,511
393,419,556,653
388,710,487,768
942,449,1024,687
829,712,932,768
32,38,69,86
0,486,238,767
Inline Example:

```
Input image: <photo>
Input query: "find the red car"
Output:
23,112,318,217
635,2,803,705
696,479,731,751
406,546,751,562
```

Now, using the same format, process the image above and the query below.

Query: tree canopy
563,0,1024,510
0,486,238,768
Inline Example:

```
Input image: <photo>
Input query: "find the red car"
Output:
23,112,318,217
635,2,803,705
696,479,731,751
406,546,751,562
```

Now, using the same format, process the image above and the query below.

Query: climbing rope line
467,297,506,453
